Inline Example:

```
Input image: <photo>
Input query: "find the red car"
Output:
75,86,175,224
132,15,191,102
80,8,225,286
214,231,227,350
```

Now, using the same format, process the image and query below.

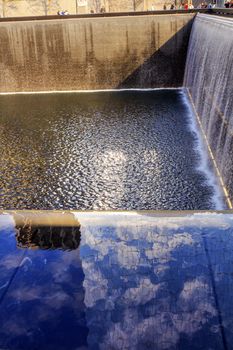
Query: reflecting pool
0,89,222,210
0,212,233,349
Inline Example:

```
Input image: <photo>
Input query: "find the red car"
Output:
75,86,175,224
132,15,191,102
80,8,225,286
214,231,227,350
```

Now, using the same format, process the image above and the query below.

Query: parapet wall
0,13,195,92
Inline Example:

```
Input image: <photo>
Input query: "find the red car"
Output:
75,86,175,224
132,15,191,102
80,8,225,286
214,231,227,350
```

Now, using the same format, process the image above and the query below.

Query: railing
211,7,233,15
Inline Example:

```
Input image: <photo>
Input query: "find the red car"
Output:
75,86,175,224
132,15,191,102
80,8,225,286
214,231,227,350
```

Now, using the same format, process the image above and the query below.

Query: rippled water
0,89,218,209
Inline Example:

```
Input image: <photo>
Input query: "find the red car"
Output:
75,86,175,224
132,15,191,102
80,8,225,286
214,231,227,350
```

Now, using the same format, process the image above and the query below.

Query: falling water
184,14,233,206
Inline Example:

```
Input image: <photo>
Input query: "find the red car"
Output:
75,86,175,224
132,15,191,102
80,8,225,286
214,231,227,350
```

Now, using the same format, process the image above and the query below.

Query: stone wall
0,13,195,92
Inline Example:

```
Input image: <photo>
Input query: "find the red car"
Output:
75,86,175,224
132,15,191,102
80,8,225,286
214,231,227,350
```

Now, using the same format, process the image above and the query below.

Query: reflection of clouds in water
0,254,23,269
0,214,15,230
123,278,161,306
145,233,194,262
116,242,141,269
1,212,232,349
176,277,217,333
0,216,88,349
101,312,180,350
180,278,209,302
10,285,73,310
105,292,216,350
84,263,108,308
97,280,217,350
0,247,86,349
79,212,225,349
10,286,42,302
49,251,82,284
76,212,233,229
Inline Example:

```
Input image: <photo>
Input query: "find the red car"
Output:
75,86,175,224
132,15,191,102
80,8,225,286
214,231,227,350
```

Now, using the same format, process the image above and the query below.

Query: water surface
1,212,233,349
0,89,218,209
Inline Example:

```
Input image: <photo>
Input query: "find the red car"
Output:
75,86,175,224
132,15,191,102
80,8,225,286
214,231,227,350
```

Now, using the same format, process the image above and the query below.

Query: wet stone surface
0,89,215,210
1,212,233,350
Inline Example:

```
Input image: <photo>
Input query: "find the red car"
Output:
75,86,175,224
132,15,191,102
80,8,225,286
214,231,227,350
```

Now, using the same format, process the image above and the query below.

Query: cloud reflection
79,212,228,349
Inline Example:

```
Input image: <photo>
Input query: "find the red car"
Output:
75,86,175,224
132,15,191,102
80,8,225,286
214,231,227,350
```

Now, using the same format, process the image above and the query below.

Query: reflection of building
0,213,88,350
16,225,81,250
15,213,81,250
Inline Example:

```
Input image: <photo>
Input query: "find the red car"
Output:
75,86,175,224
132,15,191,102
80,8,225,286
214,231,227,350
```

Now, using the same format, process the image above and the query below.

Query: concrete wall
0,13,195,92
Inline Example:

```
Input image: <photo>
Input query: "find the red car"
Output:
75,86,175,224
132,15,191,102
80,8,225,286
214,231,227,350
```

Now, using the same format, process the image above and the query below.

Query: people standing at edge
57,10,69,15
163,4,167,10
224,1,233,7
201,2,207,8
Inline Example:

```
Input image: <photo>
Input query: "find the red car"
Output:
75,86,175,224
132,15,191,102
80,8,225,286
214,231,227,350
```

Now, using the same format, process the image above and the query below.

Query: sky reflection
0,212,233,349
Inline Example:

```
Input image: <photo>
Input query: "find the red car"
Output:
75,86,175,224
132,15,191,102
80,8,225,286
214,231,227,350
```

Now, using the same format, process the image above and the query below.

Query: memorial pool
0,89,223,210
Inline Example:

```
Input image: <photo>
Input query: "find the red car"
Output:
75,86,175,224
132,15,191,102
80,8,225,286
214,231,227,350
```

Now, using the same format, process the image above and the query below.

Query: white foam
196,13,233,29
0,87,181,96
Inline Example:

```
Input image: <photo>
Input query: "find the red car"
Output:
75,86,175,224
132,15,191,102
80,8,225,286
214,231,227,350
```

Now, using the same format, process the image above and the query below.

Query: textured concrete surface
0,13,194,91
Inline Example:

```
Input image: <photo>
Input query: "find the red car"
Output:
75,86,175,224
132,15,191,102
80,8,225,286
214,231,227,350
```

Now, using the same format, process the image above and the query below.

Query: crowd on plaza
56,0,233,15
153,1,233,10
162,3,193,10
224,0,233,7
159,3,215,10
90,2,233,13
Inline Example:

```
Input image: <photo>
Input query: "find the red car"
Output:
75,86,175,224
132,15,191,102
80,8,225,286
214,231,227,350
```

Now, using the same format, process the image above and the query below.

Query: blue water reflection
0,215,87,350
0,212,233,349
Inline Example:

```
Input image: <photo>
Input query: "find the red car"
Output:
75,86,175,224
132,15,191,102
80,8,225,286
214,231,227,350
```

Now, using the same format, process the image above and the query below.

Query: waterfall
184,14,233,207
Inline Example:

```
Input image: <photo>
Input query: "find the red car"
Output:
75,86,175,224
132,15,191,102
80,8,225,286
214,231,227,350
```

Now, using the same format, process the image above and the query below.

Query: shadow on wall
117,20,194,88
0,15,194,91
